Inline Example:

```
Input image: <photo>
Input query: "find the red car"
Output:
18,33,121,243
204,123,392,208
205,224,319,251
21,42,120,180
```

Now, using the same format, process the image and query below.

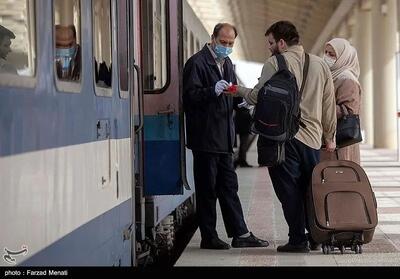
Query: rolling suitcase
307,160,378,254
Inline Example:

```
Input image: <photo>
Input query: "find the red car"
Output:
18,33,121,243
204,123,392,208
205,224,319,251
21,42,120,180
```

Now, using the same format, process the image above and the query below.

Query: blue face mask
214,44,233,59
56,46,76,74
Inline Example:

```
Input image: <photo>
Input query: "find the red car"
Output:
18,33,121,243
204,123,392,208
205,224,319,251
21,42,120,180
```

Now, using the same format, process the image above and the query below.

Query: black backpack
253,53,310,167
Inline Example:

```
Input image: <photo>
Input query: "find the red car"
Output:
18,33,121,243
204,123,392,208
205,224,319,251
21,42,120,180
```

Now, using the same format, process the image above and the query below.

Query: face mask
214,44,233,59
323,55,336,68
56,46,76,77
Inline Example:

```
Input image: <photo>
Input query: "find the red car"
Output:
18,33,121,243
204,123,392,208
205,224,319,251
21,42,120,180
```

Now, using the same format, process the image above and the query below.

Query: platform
175,145,400,266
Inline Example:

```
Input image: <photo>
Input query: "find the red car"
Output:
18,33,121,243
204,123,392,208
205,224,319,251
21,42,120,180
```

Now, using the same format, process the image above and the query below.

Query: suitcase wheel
322,244,333,255
354,244,363,254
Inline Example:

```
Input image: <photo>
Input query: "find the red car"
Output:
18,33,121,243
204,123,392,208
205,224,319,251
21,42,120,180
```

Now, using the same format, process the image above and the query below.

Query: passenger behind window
55,25,81,81
96,60,112,88
0,25,18,75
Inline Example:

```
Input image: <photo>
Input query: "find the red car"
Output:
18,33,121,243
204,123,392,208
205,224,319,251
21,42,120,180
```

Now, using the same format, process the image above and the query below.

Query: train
0,0,209,266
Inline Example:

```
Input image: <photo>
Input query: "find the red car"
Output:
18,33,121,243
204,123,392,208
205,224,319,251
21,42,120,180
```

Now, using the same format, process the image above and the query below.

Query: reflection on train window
53,0,81,82
118,0,129,95
0,0,36,77
93,0,112,91
142,0,169,92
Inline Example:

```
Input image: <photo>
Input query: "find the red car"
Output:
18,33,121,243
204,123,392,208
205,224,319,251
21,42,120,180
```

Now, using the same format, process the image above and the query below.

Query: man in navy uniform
183,23,269,250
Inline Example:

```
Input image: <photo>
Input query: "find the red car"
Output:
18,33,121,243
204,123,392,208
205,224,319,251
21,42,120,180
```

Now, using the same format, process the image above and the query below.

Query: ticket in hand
226,84,237,93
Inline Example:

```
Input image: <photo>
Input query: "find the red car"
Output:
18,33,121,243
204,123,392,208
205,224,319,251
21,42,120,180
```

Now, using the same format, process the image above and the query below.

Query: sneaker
231,232,269,248
200,238,231,250
277,242,310,253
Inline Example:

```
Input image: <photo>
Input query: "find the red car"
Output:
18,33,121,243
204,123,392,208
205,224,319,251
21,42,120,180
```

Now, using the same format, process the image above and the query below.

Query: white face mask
323,55,336,68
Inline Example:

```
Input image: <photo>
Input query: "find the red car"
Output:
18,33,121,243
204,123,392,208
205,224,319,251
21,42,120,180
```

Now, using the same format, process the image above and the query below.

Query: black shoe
306,233,322,251
277,242,310,253
231,232,269,248
200,238,231,250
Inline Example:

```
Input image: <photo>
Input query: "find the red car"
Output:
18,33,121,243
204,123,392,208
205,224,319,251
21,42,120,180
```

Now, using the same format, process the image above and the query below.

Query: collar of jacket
283,44,304,56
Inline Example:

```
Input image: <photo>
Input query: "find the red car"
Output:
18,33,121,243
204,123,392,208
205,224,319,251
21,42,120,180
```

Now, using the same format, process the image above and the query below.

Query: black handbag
336,105,362,148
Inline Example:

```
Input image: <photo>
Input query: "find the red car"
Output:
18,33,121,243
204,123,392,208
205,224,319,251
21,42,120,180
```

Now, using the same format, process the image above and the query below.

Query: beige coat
321,78,361,163
236,45,336,150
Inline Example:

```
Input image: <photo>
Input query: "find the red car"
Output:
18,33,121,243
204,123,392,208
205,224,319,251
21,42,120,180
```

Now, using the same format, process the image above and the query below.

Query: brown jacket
321,78,361,163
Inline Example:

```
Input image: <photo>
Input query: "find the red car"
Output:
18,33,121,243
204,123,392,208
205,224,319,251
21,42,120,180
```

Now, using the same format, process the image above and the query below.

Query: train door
141,0,186,195
112,0,147,266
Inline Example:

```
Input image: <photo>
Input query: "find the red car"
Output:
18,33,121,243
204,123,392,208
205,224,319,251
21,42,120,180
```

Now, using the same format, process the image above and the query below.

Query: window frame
92,0,114,97
117,0,129,99
143,0,171,95
0,0,37,89
52,0,83,94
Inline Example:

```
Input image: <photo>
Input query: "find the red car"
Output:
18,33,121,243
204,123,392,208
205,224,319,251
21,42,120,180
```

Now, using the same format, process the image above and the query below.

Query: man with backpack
226,21,337,252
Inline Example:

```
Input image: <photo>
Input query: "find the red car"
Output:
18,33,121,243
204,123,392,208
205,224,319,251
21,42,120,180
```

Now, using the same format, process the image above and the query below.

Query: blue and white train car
0,0,209,266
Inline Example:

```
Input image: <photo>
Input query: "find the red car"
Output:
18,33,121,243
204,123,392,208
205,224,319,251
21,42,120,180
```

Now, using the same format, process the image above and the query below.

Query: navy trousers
268,139,320,245
192,151,249,240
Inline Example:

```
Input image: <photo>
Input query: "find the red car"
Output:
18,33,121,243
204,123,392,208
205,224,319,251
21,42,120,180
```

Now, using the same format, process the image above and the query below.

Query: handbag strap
339,104,352,118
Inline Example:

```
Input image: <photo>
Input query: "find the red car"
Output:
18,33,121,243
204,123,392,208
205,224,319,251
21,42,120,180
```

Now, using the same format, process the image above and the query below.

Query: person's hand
324,140,336,153
215,80,229,96
238,100,253,110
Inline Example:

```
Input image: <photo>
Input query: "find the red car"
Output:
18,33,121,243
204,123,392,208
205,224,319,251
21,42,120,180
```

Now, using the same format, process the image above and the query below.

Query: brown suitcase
307,160,378,254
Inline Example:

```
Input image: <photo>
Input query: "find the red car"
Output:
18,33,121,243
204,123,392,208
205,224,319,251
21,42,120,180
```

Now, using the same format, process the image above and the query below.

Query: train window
0,0,36,87
93,0,113,96
53,0,82,92
142,0,169,93
118,0,129,98
183,25,188,63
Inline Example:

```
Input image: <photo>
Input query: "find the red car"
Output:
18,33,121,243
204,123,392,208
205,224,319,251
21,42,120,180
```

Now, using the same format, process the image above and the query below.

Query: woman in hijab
322,38,361,164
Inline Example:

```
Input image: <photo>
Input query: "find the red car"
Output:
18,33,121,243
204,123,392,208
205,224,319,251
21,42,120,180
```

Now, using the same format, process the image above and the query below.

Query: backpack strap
298,53,310,129
299,53,310,98
275,54,288,71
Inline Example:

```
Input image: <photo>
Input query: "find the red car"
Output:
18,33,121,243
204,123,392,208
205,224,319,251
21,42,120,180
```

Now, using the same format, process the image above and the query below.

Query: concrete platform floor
175,145,400,266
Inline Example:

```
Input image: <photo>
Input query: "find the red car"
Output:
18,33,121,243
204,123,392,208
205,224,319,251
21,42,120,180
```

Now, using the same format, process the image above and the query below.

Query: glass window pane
118,0,128,93
0,0,36,77
142,0,168,92
54,0,81,82
93,0,112,89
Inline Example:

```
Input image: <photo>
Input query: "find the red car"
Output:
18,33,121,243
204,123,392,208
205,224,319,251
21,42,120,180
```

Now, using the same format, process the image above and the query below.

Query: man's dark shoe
277,242,310,253
307,233,322,251
232,232,269,248
200,238,231,250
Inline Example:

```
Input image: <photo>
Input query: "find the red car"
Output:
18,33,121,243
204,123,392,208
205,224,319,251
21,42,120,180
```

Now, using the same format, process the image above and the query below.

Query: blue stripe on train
0,89,130,157
144,115,182,195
